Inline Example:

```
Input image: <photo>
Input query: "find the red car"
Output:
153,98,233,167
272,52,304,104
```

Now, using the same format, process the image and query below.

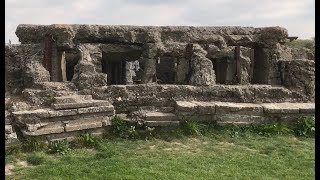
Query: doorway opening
156,56,176,84
102,49,142,85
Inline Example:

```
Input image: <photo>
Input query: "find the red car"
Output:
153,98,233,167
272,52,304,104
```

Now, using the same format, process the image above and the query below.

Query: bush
26,153,46,165
47,140,71,155
292,116,315,137
21,137,48,152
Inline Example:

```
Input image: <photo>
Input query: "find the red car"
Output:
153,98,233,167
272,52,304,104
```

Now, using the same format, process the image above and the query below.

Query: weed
111,116,128,137
26,153,46,165
292,116,315,137
21,137,48,152
47,140,71,155
95,144,116,159
72,133,101,148
6,144,22,155
250,123,292,136
180,120,204,136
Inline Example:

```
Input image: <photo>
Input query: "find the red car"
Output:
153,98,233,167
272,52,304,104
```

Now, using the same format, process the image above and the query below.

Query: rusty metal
43,35,53,79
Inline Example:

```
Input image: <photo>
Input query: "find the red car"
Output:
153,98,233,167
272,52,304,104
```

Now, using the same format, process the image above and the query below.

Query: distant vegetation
286,37,315,51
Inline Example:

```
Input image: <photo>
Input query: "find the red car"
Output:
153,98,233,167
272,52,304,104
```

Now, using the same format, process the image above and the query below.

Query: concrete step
176,101,315,116
145,112,180,122
33,82,78,91
54,95,93,104
22,121,65,136
12,105,115,124
20,116,112,136
144,121,180,127
52,100,111,110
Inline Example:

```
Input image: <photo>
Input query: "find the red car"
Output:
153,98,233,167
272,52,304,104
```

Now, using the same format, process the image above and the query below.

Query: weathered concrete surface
279,59,315,101
5,44,50,94
16,25,288,48
176,101,314,124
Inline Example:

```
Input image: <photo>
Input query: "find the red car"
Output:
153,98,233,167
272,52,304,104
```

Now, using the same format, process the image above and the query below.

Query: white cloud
5,0,314,44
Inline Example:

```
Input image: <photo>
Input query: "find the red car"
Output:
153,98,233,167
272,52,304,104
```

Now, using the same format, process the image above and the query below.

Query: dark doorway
251,47,269,84
102,52,126,85
212,57,237,84
65,51,80,81
102,48,142,85
156,56,176,84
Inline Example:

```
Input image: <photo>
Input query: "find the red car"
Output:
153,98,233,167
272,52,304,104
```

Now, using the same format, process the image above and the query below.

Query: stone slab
22,122,65,136
262,103,300,114
77,105,114,114
145,112,180,121
52,100,110,110
54,95,93,104
215,102,263,115
144,121,180,127
64,119,103,132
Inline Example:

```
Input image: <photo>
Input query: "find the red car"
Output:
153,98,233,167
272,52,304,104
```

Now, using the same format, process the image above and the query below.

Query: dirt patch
5,164,15,176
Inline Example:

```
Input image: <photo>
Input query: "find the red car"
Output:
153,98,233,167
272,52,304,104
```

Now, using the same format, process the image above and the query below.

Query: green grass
6,129,314,180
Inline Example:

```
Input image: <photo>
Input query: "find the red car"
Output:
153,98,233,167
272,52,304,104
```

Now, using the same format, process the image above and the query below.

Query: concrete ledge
22,122,65,136
262,103,300,114
54,95,93,104
52,100,111,110
215,102,263,115
145,112,180,121
144,121,180,127
64,119,103,132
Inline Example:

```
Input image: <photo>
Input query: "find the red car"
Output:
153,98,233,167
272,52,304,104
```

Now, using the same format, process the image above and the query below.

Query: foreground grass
6,130,314,180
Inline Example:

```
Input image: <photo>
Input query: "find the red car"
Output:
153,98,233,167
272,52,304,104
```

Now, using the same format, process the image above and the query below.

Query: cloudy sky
5,0,314,44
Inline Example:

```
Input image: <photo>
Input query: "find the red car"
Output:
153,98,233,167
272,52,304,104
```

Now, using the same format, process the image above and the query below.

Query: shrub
292,116,315,137
47,140,71,155
26,153,46,165
21,137,48,152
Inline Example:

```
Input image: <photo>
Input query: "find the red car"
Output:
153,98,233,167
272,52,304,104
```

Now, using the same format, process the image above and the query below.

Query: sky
5,0,315,44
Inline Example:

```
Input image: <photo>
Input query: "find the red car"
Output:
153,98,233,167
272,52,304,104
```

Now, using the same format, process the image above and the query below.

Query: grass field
5,120,315,180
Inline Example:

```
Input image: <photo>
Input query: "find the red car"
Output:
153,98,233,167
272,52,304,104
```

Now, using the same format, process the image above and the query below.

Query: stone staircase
12,93,115,141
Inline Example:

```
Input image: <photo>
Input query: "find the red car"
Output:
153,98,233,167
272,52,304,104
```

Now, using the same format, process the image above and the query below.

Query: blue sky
5,0,315,44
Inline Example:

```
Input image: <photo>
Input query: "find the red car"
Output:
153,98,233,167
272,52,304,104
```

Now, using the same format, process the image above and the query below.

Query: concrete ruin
5,24,315,143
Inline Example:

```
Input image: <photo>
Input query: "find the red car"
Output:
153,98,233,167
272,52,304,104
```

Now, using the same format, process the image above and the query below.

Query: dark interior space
251,47,269,84
65,51,80,81
102,49,142,85
156,56,176,84
212,57,237,84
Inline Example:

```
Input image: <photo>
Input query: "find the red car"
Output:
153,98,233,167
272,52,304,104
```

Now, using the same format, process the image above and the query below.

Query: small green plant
47,140,71,155
292,116,315,137
95,144,116,159
111,116,128,137
6,144,22,155
250,123,292,136
26,153,46,165
21,137,48,152
180,120,203,136
72,133,101,148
